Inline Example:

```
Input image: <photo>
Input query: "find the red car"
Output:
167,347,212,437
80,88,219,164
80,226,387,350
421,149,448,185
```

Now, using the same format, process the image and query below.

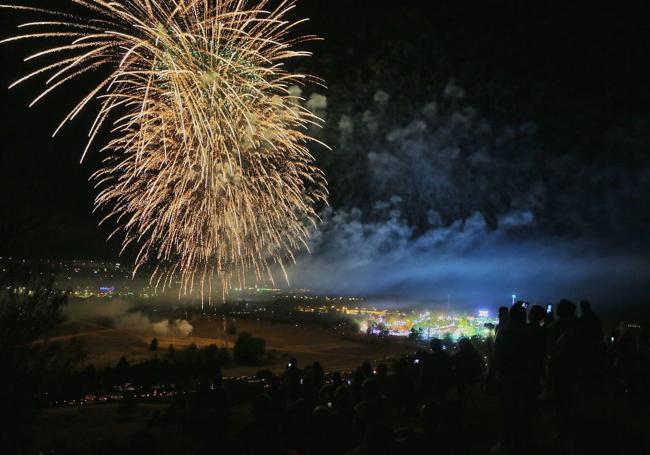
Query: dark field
53,315,416,375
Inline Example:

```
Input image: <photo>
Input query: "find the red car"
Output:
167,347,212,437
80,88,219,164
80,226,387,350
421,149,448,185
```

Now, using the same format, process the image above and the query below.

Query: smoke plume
63,298,193,337
288,81,650,309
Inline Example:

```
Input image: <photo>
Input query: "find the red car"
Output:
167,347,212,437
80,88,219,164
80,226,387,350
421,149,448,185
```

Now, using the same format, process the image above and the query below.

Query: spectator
451,338,484,401
283,357,303,399
495,306,509,336
578,300,606,390
528,304,548,399
547,299,581,443
493,302,534,451
422,338,452,401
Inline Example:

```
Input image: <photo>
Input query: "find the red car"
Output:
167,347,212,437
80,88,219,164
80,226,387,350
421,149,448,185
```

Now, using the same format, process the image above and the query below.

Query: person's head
361,378,380,401
334,385,353,409
330,371,342,387
557,299,577,320
430,338,443,352
457,338,474,352
580,300,592,314
509,302,527,326
529,305,546,326
376,363,388,377
302,370,315,390
352,368,365,387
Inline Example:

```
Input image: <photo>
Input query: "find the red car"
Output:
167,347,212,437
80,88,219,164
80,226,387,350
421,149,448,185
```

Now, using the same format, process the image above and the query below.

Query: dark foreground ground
19,375,650,454
8,300,650,454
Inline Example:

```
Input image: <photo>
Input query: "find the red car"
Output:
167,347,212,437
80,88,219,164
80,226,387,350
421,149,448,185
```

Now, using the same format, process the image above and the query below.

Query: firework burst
1,0,328,301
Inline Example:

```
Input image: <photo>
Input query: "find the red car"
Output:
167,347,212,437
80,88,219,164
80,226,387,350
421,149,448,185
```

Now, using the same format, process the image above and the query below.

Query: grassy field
52,315,417,374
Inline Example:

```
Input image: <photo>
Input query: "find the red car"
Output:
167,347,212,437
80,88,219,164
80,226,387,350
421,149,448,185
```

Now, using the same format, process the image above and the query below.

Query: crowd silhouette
137,300,650,454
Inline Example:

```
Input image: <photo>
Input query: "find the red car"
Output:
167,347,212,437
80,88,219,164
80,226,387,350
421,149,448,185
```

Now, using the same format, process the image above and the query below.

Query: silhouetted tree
234,332,266,365
116,356,131,384
227,323,238,336
409,327,424,343
0,284,79,451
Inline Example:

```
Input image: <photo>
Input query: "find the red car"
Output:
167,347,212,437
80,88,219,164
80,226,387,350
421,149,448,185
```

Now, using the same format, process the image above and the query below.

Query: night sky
1,1,649,307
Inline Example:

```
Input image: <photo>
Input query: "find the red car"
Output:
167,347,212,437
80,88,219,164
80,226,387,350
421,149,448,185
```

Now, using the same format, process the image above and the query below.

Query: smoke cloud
289,206,650,308
63,298,193,337
288,81,650,309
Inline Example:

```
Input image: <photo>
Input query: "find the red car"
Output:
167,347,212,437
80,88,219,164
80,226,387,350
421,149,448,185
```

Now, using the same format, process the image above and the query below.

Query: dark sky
1,0,649,261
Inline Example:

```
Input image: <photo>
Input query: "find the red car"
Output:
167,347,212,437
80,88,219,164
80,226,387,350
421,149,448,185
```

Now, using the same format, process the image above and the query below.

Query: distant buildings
0,256,151,298
295,302,498,341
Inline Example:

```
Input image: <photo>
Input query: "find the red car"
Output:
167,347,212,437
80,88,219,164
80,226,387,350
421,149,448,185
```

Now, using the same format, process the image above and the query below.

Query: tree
149,337,159,352
233,332,266,365
115,356,131,384
0,285,78,451
226,323,238,336
408,327,424,343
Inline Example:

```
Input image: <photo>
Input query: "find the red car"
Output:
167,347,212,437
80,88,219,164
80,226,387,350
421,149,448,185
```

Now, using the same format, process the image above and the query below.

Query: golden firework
2,1,328,301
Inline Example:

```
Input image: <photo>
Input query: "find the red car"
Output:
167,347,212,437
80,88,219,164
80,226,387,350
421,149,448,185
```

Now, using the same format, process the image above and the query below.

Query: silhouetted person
267,374,288,416
301,365,319,410
418,402,455,454
318,371,342,407
579,301,603,342
422,338,452,401
311,361,325,391
547,299,580,442
544,303,555,326
333,384,355,418
486,306,510,394
193,375,231,453
351,379,394,455
242,394,284,454
361,361,373,379
617,329,638,392
350,367,366,403
354,377,391,430
391,357,417,416
637,328,650,397
493,302,534,451
375,363,390,397
209,369,230,430
311,404,335,455
578,300,605,390
330,385,356,452
283,357,303,399
528,304,548,399
451,338,484,401
548,299,578,347
495,306,509,336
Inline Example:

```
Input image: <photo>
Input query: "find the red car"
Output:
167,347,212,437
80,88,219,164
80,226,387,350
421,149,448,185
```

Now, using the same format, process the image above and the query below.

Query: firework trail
1,1,328,301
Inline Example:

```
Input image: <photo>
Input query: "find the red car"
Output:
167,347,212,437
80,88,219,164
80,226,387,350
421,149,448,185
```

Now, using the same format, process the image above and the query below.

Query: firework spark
2,0,328,301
